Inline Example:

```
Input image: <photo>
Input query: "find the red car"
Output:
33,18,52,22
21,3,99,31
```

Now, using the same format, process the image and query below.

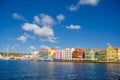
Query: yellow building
107,45,117,62
48,48,56,59
118,48,120,61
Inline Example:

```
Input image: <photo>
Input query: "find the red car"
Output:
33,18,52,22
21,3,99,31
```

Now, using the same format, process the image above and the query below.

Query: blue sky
0,0,120,53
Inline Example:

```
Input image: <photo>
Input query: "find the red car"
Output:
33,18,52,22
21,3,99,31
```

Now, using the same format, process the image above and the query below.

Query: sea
0,60,120,80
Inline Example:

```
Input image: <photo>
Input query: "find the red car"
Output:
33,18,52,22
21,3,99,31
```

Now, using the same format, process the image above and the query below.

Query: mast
7,44,9,57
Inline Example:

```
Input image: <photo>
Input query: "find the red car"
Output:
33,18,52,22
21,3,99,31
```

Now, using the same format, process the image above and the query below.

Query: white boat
2,57,10,60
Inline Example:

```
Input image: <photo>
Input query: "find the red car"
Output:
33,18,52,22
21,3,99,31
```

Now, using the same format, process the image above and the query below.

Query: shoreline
1,59,120,63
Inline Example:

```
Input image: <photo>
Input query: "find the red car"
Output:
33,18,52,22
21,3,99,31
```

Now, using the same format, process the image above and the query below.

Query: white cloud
40,14,55,26
40,45,50,49
28,45,36,51
79,0,99,6
106,42,110,46
56,14,65,23
12,13,27,21
22,23,56,43
56,46,60,49
17,33,35,43
68,5,79,11
17,34,28,42
11,44,19,51
11,46,16,50
34,16,40,24
66,24,81,30
33,14,55,27
68,0,100,11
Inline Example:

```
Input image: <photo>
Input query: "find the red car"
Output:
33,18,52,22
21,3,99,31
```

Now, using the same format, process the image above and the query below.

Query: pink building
55,50,62,59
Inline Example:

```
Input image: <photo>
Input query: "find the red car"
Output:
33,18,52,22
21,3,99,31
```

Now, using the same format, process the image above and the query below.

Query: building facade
100,50,107,61
73,48,84,61
39,48,48,59
107,45,117,62
118,48,120,61
84,49,93,60
32,51,40,59
62,48,75,60
48,48,56,59
55,50,62,60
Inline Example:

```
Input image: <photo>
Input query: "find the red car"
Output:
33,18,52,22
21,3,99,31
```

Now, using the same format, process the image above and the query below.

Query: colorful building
73,48,84,61
84,49,94,60
55,50,62,60
32,51,40,59
44,52,49,59
48,48,56,59
93,49,102,61
62,48,75,60
100,50,107,61
39,48,48,59
118,48,120,61
107,45,117,62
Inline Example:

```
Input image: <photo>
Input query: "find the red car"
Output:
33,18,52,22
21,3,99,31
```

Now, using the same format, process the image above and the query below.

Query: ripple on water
0,60,120,80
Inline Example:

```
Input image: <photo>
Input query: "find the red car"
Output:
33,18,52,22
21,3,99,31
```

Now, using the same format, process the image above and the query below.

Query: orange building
39,48,48,58
73,48,84,60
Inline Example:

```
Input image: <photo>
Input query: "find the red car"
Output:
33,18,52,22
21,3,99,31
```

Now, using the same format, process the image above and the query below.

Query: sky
0,0,120,53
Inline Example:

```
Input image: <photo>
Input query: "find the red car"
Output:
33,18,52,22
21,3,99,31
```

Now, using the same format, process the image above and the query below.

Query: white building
0,55,2,59
24,54,33,60
118,48,120,61
61,48,75,60
32,51,40,59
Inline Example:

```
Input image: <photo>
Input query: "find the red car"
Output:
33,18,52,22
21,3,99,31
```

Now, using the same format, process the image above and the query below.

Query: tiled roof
50,48,56,50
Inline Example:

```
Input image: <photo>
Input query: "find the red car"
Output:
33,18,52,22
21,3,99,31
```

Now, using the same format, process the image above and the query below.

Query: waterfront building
118,48,120,61
44,52,49,59
48,48,56,59
0,55,2,59
24,54,33,60
13,54,25,60
73,48,84,61
55,50,62,60
32,51,40,59
100,50,107,61
107,45,117,62
39,48,48,59
84,49,93,60
62,48,75,60
93,49,102,61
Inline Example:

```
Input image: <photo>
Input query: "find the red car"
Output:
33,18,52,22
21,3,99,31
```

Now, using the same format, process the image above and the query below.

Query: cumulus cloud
34,16,40,24
68,0,100,11
34,14,55,26
12,13,27,21
79,0,99,6
17,33,35,43
17,33,28,42
22,23,56,43
40,14,55,26
28,45,36,51
68,5,79,11
56,14,65,23
66,24,81,30
106,42,110,46
40,45,50,49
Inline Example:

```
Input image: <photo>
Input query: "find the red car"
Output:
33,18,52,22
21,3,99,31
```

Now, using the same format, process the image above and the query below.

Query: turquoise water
0,60,120,80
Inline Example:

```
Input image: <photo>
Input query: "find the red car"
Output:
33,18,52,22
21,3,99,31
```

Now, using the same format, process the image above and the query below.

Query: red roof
50,48,56,50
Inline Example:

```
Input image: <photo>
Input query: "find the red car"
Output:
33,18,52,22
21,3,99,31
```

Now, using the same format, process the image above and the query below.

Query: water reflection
0,60,120,80
106,63,120,80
